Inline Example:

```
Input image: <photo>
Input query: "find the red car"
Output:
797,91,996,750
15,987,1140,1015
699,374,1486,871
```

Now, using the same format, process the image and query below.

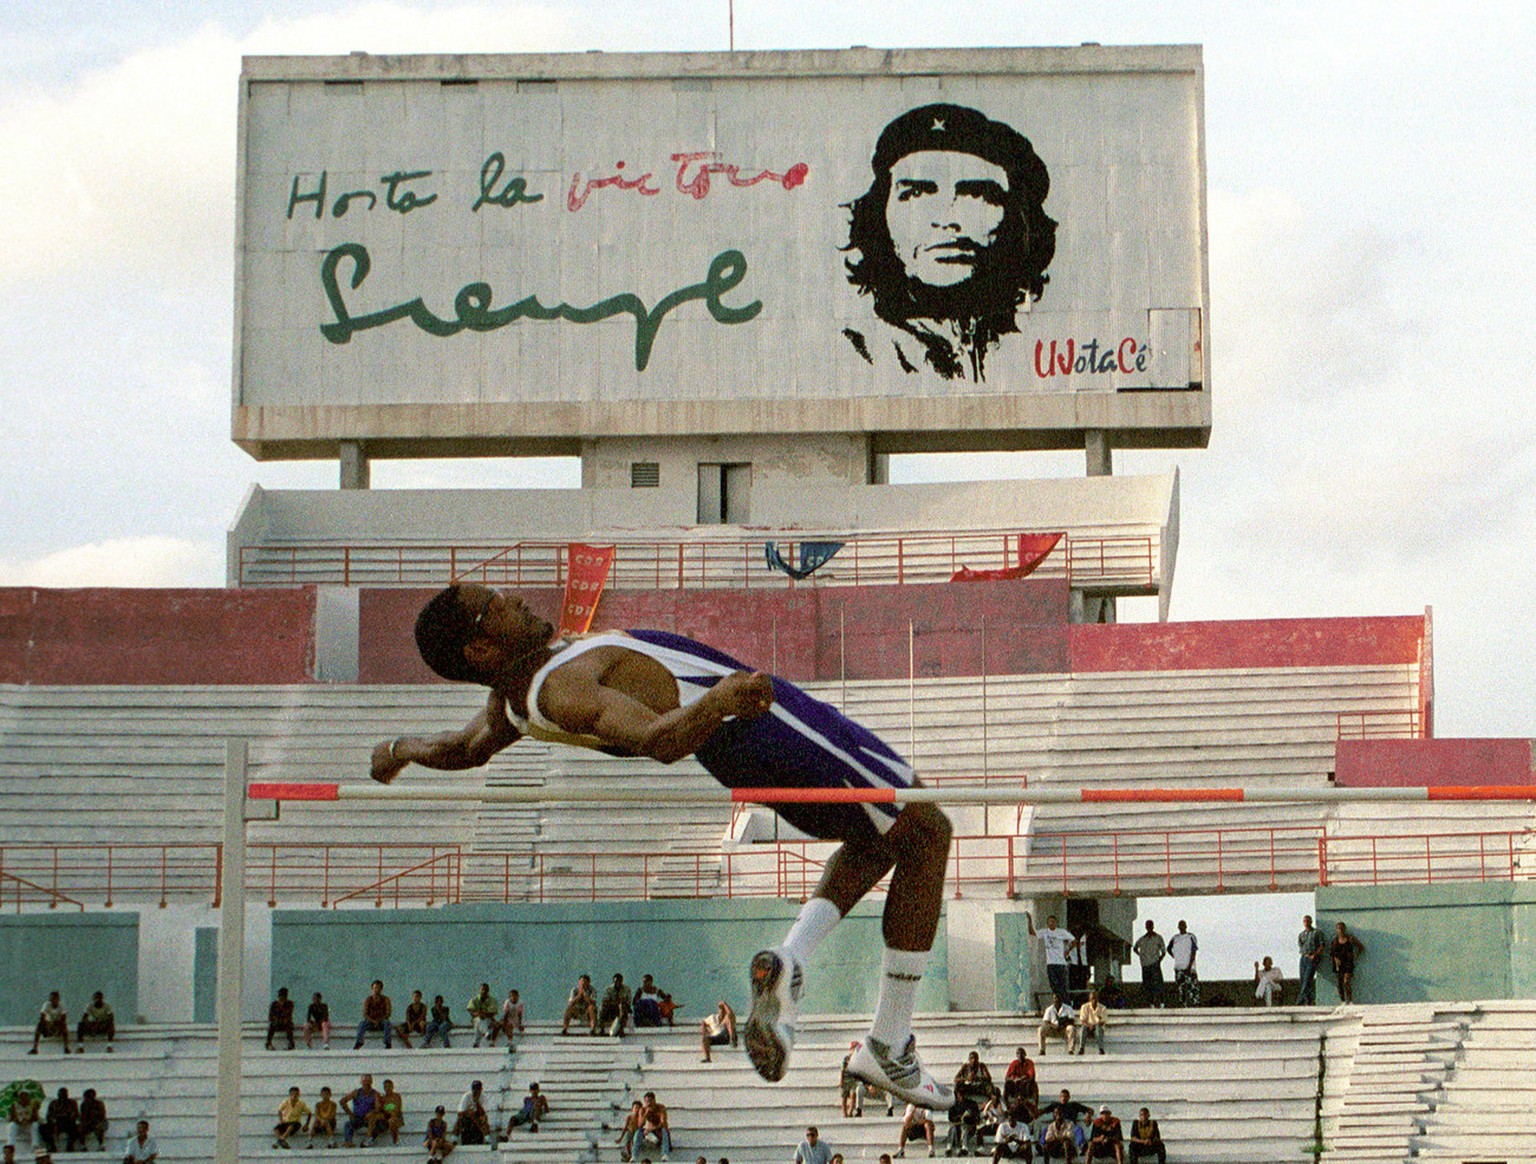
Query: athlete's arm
540,664,773,764
370,688,521,783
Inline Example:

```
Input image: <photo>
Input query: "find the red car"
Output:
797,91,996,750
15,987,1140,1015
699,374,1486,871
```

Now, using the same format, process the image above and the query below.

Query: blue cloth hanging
764,540,844,580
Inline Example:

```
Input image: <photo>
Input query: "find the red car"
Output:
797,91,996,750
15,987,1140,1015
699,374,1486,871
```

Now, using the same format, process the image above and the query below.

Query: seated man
302,991,331,1050
1084,1107,1122,1164
1039,1111,1079,1163
1037,996,1077,1056
701,1001,738,1064
6,1087,41,1156
1075,991,1107,1056
40,1088,80,1154
1039,1092,1092,1128
78,991,117,1053
308,1087,338,1150
633,974,665,1027
272,1086,310,1151
599,974,634,1038
340,1075,381,1148
425,1105,454,1163
466,983,498,1048
629,1091,672,1161
1254,957,1284,1007
990,1107,1032,1163
455,1080,491,1146
562,974,598,1035
122,1119,158,1164
497,988,525,1045
506,1082,549,1134
29,991,69,1054
78,1090,108,1152
616,1100,644,1162
370,1079,404,1146
1002,1048,1038,1118
353,980,392,1050
954,1051,993,1105
398,989,428,1048
265,987,295,1051
944,1094,981,1158
1125,1109,1165,1164
897,1103,936,1158
424,994,454,1048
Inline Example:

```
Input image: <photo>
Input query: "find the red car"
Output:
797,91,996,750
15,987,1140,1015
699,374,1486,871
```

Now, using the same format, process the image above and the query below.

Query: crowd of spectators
28,990,117,1056
2,1087,134,1162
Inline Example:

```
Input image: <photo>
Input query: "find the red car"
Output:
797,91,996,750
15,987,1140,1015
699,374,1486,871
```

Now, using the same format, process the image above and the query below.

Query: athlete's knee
903,802,952,851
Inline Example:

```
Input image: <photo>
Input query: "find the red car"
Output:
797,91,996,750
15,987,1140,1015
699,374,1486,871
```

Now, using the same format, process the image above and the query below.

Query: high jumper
370,583,955,1108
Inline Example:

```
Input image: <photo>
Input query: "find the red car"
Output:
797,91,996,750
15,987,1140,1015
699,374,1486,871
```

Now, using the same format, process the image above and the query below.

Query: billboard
234,47,1209,458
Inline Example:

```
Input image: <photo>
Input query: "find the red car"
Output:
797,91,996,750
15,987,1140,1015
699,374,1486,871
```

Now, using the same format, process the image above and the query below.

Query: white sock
781,896,842,967
868,946,930,1048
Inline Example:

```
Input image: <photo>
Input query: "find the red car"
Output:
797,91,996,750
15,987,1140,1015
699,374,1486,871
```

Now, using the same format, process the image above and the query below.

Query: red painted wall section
357,578,1072,684
1335,738,1536,788
0,588,316,684
1070,615,1426,673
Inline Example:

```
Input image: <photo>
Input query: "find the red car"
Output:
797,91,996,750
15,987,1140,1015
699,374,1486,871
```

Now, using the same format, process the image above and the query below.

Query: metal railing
1336,708,1424,739
1319,831,1532,886
7,824,1531,906
237,529,1158,593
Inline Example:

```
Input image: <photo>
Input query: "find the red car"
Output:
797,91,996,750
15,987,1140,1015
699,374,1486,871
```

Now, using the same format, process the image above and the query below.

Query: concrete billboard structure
234,46,1209,462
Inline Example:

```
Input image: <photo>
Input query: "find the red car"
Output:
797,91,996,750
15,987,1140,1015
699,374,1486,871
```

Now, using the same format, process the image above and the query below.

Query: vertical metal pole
839,606,846,710
908,620,915,760
215,740,248,1164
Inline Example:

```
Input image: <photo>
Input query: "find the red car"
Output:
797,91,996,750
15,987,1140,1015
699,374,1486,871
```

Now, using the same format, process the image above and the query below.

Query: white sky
1,1,1532,753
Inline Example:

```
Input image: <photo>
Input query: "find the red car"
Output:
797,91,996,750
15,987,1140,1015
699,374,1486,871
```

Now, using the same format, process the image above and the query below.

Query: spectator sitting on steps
308,1088,337,1149
122,1119,157,1164
302,991,331,1050
1254,957,1284,1007
41,1087,81,1154
505,1082,549,1135
1075,990,1107,1055
455,1080,491,1146
266,987,295,1051
30,991,69,1055
1037,995,1077,1056
425,1106,454,1163
77,991,117,1053
600,974,634,1038
701,1001,738,1064
79,1090,108,1152
423,993,454,1048
562,973,598,1036
340,1074,381,1148
398,989,428,1048
896,1104,935,1158
467,983,498,1047
1126,1109,1164,1164
1085,1106,1122,1163
353,980,393,1050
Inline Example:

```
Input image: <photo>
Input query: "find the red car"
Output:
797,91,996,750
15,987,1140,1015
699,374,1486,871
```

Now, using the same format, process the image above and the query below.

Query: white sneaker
846,1034,953,1109
743,947,803,1082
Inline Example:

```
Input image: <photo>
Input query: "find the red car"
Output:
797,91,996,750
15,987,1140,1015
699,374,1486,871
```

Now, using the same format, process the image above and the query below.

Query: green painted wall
193,927,218,1023
993,911,1036,1012
0,913,138,1024
1316,882,1536,1003
271,899,949,1025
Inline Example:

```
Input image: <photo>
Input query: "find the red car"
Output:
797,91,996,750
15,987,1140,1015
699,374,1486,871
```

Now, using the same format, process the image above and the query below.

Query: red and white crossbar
246,782,1536,806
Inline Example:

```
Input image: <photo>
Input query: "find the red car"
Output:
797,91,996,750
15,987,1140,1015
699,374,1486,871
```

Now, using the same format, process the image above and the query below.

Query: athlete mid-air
372,583,954,1108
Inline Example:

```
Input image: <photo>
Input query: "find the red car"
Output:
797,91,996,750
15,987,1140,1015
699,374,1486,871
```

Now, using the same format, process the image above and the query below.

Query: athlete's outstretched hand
716,670,774,719
371,740,407,785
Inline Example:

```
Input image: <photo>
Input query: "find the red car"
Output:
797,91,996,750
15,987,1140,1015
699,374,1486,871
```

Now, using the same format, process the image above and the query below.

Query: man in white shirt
990,1112,1030,1162
1166,921,1199,1008
1076,989,1107,1055
1026,913,1080,1005
1254,957,1284,1006
1037,994,1078,1056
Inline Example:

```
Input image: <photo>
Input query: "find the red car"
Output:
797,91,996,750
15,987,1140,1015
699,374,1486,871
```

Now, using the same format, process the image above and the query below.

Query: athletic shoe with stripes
846,1033,953,1109
743,947,803,1082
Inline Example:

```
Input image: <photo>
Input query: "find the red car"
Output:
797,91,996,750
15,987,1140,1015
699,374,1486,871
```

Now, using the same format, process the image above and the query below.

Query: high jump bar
247,782,1536,805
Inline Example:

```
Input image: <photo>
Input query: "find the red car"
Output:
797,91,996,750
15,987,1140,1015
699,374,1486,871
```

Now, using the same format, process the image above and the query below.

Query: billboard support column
1086,430,1113,477
340,442,370,490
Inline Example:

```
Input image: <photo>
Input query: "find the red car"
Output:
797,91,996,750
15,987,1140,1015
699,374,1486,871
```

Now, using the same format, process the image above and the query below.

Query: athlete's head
415,583,553,684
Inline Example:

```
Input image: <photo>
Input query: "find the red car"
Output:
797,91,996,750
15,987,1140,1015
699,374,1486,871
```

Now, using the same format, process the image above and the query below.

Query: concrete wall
269,899,949,1024
1070,614,1426,672
358,577,1071,684
1317,883,1536,1004
1335,738,1535,788
0,913,138,1025
0,587,316,684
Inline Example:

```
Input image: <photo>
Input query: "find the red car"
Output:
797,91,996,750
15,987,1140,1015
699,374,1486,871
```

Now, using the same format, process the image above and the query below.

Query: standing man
374,583,955,1106
1296,915,1324,1006
1166,921,1199,1008
1025,913,1079,1005
1131,921,1166,1008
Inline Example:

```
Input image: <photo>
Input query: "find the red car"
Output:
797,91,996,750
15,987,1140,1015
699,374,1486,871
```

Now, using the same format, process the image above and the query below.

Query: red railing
5,825,1532,906
237,529,1159,593
1336,708,1423,739
1320,831,1531,887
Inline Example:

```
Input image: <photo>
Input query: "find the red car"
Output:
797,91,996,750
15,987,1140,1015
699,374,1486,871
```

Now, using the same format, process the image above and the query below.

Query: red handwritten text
566,161,662,212
671,152,810,200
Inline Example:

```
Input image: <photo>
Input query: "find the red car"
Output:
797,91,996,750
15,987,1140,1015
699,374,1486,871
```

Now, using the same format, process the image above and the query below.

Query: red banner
950,532,1064,582
560,544,615,634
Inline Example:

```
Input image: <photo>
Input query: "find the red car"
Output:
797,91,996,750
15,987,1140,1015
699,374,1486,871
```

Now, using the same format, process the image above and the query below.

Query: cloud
0,4,580,293
0,537,224,588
